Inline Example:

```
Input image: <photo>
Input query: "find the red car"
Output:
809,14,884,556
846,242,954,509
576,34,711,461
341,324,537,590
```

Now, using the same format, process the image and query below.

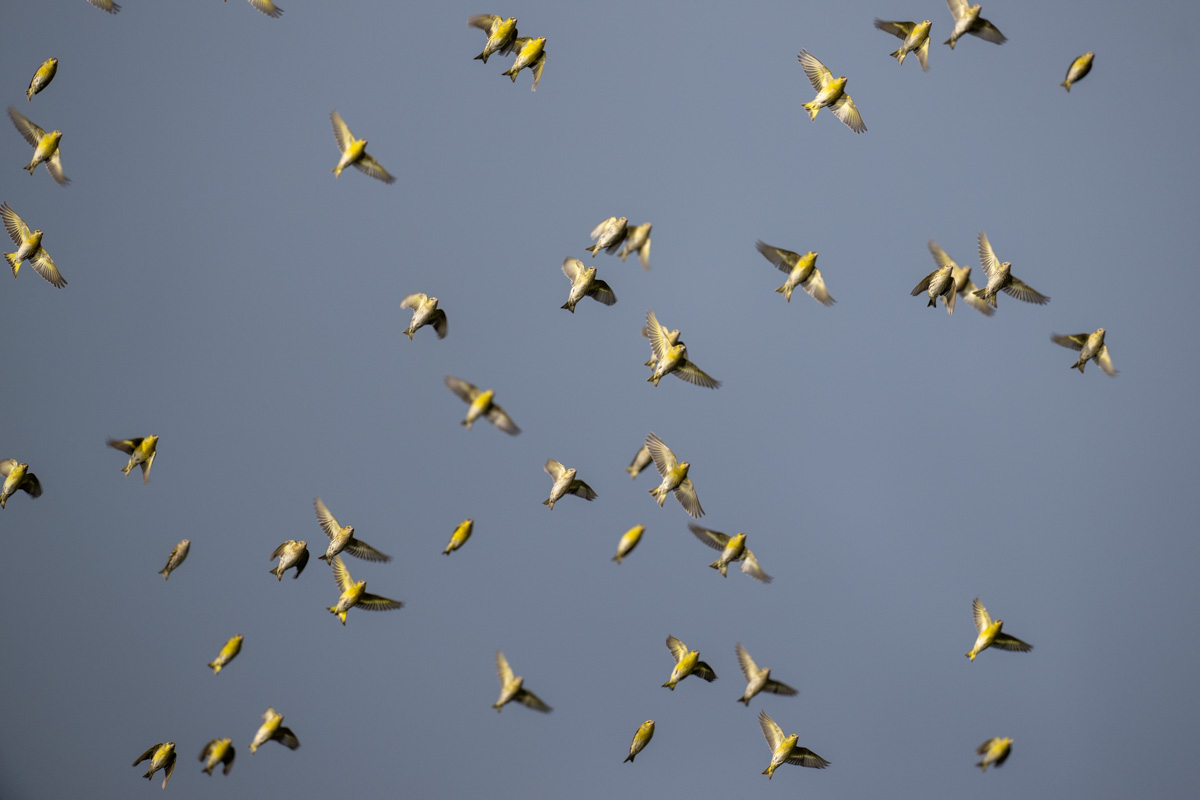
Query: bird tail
891,47,906,65
802,101,819,121
4,251,20,274
461,419,472,430
1073,361,1086,373
503,66,518,82
612,554,622,564
661,681,674,690
270,566,284,580
1060,80,1071,92
650,487,666,507
972,288,997,308
647,374,661,387
965,650,976,661
403,327,414,340
143,770,154,780
975,761,987,771
121,464,132,476
926,296,937,307
542,498,554,510
944,36,956,49
24,163,36,175
560,301,574,313
775,283,793,302
709,560,728,577
739,696,750,706
209,661,222,675
624,753,635,763
158,567,171,580
475,51,488,63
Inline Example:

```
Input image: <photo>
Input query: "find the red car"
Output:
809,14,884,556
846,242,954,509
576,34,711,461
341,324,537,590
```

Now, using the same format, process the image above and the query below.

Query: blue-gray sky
3,1,1199,798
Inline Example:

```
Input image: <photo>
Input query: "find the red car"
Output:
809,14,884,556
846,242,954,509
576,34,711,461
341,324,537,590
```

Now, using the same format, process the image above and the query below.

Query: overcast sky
2,1,1199,798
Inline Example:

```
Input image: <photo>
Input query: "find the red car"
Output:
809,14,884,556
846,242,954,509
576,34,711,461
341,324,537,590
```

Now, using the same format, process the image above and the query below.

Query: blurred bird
1061,52,1094,91
0,459,42,509
928,239,993,316
158,539,190,580
626,444,653,479
758,710,830,779
226,0,283,19
400,293,447,340
755,241,835,306
966,597,1033,661
443,519,474,554
208,634,243,675
587,216,628,257
911,262,956,314
468,15,518,63
26,58,58,101
619,222,653,269
542,459,597,510
87,0,120,12
314,496,391,564
1051,329,1116,376
329,110,395,183
269,540,309,580
199,738,235,776
974,230,1050,307
662,635,717,690
612,524,645,564
133,742,176,789
645,310,720,389
249,707,299,753
624,720,655,762
327,556,403,625
106,436,158,484
646,432,704,518
561,257,617,312
503,37,546,90
493,650,552,712
874,19,932,70
688,525,772,583
943,0,1006,49
797,50,866,133
7,106,68,185
736,643,798,705
975,737,1013,771
444,375,521,434
2,202,66,288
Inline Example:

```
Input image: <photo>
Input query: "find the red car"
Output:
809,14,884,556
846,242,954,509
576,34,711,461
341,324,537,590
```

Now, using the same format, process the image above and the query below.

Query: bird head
344,525,355,536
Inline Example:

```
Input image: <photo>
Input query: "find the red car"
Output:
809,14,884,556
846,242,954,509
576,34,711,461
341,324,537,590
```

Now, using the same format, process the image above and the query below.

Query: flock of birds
2,1,1119,792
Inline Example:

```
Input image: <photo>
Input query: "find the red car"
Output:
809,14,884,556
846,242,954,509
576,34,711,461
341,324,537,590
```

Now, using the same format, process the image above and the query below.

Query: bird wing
735,642,758,680
21,472,42,498
198,740,215,761
911,270,937,296
645,433,677,475
972,598,991,633
645,310,669,359
665,635,688,663
544,459,566,479
496,651,514,685
674,478,704,519
0,203,30,245
468,13,500,32
674,359,721,388
530,53,545,92
758,710,783,750
972,18,1007,45
740,549,773,584
132,745,161,766
831,93,866,134
271,541,290,559
1001,275,1050,305
275,727,300,750
928,240,958,270
247,0,283,18
44,149,69,186
444,375,479,403
690,524,730,551
7,106,45,147
1051,333,1088,352
991,633,1033,652
976,738,998,756
0,459,13,477
764,678,799,696
516,688,552,712
588,279,617,306
106,437,138,455
292,547,309,578
786,748,830,768
344,538,391,563
569,479,598,500
561,257,583,281
221,746,235,773
331,556,353,592
977,231,1000,278
262,707,278,723
357,593,404,611
590,217,616,240
353,153,396,184
946,0,968,20
802,268,837,305
485,404,521,435
329,111,353,152
400,292,427,310
961,281,995,315
638,237,651,270
31,249,65,288
756,240,799,274
692,660,718,681
797,50,832,91
1097,345,1118,377
313,497,341,540
874,19,914,38
430,310,448,338
916,37,930,70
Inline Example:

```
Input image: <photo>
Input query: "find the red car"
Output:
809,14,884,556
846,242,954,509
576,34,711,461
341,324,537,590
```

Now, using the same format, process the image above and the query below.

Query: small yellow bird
561,257,617,312
624,720,655,762
626,444,653,479
688,525,772,583
8,106,69,185
106,436,159,484
444,375,521,434
2,202,66,288
1051,328,1116,376
797,50,866,133
198,738,235,776
314,496,391,564
619,222,653,270
944,0,1006,49
269,540,309,580
208,634,244,675
966,597,1033,661
327,555,404,625
329,110,395,184
646,433,704,518
874,19,932,70
503,37,546,91
26,58,58,101
133,742,176,789
662,634,717,690
612,524,645,564
493,650,552,712
225,0,283,19
1062,52,1094,91
468,15,519,64
975,737,1013,771
974,230,1050,307
645,310,720,389
587,216,628,257
400,293,447,340
249,707,300,753
86,0,121,12
543,459,597,510
758,710,830,779
158,539,190,580
755,241,835,306
443,518,474,554
928,239,993,316
736,643,798,705
0,459,43,509
911,263,957,314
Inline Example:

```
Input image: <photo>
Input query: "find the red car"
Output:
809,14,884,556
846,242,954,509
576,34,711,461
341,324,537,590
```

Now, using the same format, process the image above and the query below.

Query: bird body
107,436,158,483
874,19,932,70
755,241,835,306
26,58,58,101
966,597,1033,661
328,555,403,625
445,375,520,434
797,50,866,133
314,497,391,564
974,230,1049,306
1051,328,1116,376
613,524,645,564
159,539,190,580
619,222,652,269
226,0,283,17
587,217,628,257
133,742,176,789
626,444,653,479
561,257,616,312
0,459,42,509
8,106,68,184
1062,52,1094,91
646,433,704,518
199,738,235,776
944,0,1006,49
911,264,957,313
663,635,716,689
400,293,447,340
270,540,310,579
976,737,1013,771
468,15,518,64
208,634,243,675
443,519,474,554
759,710,829,779
249,707,299,753
624,720,655,762
330,110,395,183
503,37,546,90
2,203,65,288
736,643,798,705
493,650,551,712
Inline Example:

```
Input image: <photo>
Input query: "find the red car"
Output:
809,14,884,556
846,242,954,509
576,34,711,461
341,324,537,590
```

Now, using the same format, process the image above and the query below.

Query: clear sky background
2,1,1199,798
